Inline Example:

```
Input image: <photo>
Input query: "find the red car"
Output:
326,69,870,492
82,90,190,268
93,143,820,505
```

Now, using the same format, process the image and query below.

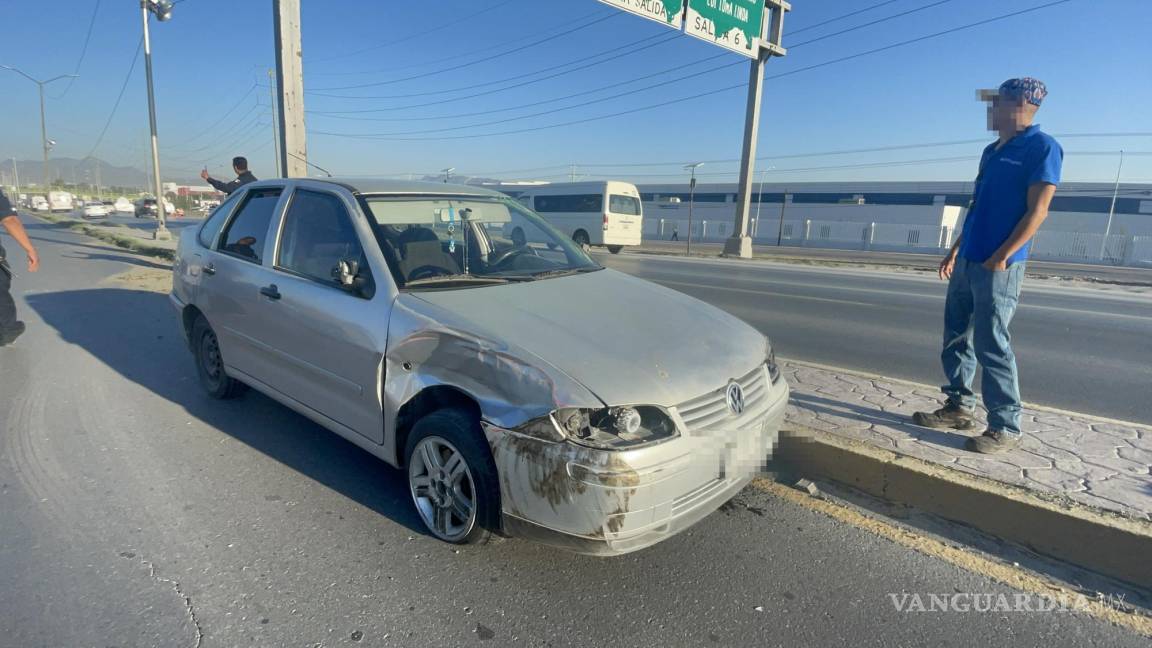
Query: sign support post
724,0,789,258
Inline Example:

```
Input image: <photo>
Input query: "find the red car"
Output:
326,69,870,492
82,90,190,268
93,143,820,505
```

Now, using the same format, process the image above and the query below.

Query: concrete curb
772,426,1152,588
33,214,175,262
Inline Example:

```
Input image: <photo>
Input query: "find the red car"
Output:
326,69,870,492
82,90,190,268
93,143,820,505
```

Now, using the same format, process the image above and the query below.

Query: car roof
247,177,507,198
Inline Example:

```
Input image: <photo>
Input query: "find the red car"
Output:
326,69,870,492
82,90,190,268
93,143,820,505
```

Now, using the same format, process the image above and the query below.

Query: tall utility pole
141,0,174,240
274,0,308,177
268,68,282,177
684,162,704,255
12,158,20,198
723,1,789,259
1099,150,1125,262
1,66,77,188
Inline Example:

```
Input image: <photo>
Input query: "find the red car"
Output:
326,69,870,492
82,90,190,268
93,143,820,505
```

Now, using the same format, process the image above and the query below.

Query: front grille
675,364,769,433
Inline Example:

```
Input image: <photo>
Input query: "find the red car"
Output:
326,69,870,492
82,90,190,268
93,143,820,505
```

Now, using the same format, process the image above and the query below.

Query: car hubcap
409,437,476,542
201,331,223,385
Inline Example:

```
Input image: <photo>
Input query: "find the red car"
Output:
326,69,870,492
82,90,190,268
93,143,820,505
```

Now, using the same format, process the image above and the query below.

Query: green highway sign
684,0,765,57
597,0,685,30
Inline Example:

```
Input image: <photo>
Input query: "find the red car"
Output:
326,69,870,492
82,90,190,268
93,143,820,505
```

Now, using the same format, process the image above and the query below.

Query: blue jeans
940,258,1025,436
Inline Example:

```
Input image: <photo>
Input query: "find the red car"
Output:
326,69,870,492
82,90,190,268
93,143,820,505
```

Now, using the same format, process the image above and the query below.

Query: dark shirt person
201,156,258,195
912,78,1062,454
0,188,40,346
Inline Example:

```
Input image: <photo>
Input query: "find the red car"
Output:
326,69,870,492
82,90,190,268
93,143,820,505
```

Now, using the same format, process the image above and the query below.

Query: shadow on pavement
789,392,969,451
61,252,172,270
26,287,427,535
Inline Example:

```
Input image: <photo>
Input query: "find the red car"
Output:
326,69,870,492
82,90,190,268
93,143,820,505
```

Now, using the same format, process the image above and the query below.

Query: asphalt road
595,252,1152,425
2,222,1147,647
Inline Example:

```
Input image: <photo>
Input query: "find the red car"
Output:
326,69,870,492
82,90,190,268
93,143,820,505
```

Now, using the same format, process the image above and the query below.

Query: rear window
533,194,603,213
608,194,641,215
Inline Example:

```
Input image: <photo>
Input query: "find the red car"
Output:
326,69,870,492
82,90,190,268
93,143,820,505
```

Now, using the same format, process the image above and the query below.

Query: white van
48,191,74,213
516,181,642,254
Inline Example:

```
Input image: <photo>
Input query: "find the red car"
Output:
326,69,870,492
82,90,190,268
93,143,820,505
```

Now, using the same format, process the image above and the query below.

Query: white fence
644,218,1152,267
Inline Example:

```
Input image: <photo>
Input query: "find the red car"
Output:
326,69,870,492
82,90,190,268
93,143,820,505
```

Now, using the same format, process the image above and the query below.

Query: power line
312,0,1076,142
54,0,103,99
302,0,972,127
311,0,523,64
309,13,618,91
308,31,678,101
166,82,258,148
789,0,957,48
84,37,143,159
788,0,902,35
309,8,612,77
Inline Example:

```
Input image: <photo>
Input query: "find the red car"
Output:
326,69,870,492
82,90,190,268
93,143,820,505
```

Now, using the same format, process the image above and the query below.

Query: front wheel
192,316,247,399
607,245,623,254
405,409,500,545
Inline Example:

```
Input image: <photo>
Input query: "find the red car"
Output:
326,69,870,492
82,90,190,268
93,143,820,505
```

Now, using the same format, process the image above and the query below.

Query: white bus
48,191,74,213
516,181,642,254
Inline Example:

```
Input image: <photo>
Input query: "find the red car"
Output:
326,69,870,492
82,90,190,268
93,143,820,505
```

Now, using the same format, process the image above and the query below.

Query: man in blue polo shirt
912,78,1062,454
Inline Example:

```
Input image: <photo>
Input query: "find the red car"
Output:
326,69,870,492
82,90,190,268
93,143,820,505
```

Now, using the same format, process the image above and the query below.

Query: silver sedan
171,178,789,555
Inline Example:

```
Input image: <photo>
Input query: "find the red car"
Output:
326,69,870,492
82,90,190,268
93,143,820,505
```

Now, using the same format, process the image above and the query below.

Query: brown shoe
965,429,1021,454
912,403,976,430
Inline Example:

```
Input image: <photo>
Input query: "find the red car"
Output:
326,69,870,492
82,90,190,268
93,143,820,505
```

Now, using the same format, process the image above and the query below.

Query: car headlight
536,406,680,451
766,340,781,384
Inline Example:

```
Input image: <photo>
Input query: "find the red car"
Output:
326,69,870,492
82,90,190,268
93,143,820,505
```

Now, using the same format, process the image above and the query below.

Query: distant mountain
0,157,200,191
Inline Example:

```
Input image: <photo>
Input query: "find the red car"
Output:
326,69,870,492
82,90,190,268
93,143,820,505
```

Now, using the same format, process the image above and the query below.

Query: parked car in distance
114,197,134,213
30,196,49,211
172,178,789,556
82,203,110,219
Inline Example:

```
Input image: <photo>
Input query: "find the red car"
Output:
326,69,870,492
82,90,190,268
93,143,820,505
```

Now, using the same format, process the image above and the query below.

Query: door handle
259,284,281,300
203,263,216,276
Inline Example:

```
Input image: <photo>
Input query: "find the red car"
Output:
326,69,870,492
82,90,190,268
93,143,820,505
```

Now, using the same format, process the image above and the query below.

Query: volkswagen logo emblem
726,383,745,416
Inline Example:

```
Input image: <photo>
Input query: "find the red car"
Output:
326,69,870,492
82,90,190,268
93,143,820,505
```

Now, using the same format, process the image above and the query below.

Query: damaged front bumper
484,373,789,556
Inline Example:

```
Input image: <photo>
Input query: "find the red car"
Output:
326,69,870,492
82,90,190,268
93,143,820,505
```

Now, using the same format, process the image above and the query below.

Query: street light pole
1,66,77,189
11,158,20,199
140,0,174,241
684,162,704,255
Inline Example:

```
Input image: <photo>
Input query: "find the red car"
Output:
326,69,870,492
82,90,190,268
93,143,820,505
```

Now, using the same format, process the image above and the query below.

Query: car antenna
287,152,333,178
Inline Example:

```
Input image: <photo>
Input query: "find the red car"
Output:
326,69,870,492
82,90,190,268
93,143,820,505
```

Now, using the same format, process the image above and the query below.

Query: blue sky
1,0,1149,185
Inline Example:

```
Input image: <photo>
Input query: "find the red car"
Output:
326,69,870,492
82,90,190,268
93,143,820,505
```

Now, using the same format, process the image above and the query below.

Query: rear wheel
607,245,623,254
192,316,247,399
572,230,590,249
405,409,500,544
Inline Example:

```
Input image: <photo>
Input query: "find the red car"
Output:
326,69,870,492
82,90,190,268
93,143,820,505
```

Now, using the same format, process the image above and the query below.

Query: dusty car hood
404,269,766,407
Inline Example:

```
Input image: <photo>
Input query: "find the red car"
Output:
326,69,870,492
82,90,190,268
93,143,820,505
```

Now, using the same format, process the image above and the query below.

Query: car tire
572,230,590,249
607,245,623,254
192,315,247,399
404,408,500,545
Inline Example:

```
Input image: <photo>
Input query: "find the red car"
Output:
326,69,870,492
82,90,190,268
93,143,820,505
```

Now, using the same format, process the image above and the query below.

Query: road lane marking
751,479,1152,638
657,279,886,309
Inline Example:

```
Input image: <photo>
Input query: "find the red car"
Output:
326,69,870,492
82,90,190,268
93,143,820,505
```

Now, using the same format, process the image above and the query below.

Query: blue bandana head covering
998,77,1047,107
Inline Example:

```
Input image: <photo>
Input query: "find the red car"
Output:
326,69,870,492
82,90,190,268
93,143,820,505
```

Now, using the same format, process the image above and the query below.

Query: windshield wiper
404,273,512,288
529,266,603,279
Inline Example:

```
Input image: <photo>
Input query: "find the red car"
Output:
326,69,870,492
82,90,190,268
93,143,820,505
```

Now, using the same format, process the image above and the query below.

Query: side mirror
333,258,375,299
334,259,359,287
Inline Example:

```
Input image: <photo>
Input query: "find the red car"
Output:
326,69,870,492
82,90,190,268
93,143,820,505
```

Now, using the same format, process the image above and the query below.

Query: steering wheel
407,265,455,281
488,244,539,269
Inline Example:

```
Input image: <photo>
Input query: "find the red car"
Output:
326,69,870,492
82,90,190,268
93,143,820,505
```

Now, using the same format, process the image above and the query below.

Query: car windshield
361,195,601,289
